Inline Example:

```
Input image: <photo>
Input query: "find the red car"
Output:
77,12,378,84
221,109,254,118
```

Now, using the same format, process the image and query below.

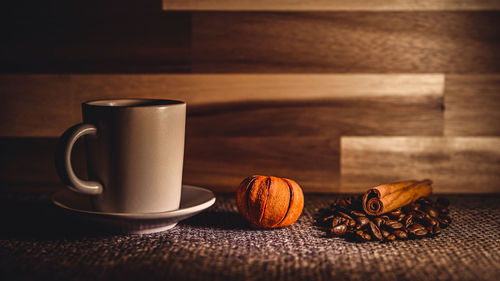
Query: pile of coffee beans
317,196,451,242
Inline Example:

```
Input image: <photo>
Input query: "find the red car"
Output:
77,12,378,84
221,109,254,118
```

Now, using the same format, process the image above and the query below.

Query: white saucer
52,185,216,234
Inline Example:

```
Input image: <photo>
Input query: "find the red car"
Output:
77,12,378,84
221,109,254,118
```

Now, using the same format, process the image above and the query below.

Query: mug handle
55,124,103,195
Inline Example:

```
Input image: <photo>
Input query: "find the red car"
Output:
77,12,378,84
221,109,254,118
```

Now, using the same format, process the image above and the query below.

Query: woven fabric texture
0,193,499,281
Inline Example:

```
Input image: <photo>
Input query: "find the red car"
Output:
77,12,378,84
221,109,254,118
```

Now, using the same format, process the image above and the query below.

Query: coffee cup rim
83,98,186,108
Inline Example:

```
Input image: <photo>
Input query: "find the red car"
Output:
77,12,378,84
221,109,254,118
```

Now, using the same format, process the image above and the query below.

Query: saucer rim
52,185,216,220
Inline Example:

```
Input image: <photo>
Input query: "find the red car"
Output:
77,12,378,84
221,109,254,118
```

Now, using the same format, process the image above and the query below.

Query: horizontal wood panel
444,74,500,136
0,77,76,138
192,12,500,73
0,74,443,137
184,137,339,192
164,0,500,11
0,138,87,187
340,137,500,193
0,137,340,193
0,1,190,73
187,97,443,137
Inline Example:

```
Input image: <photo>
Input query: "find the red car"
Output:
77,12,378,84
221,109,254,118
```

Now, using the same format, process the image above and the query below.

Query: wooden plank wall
191,12,500,73
164,0,500,11
1,0,499,193
341,137,500,193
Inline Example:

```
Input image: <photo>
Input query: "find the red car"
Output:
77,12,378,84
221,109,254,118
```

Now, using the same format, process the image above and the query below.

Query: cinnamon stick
362,180,433,216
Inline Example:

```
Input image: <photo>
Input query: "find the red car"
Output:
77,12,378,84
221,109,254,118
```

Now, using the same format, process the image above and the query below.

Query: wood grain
0,138,87,187
341,137,500,193
0,1,190,73
165,0,500,11
192,12,500,73
0,76,76,137
184,137,339,192
444,75,500,136
0,74,444,137
187,97,443,137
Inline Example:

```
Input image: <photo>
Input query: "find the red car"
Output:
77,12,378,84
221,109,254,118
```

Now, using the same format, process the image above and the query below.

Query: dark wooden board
445,75,500,136
181,137,339,192
0,138,87,187
192,12,500,73
187,96,443,137
0,1,190,73
341,137,500,193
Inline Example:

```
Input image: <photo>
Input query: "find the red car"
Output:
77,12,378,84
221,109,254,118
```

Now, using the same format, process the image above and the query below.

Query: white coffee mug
56,99,186,213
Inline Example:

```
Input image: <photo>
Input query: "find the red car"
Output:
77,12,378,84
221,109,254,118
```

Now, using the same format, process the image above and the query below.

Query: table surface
0,191,499,281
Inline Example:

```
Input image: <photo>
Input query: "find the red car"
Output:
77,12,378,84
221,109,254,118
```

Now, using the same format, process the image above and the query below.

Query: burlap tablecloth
0,192,499,281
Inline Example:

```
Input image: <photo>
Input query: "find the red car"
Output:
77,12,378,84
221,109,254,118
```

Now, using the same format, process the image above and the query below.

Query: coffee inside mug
86,99,185,107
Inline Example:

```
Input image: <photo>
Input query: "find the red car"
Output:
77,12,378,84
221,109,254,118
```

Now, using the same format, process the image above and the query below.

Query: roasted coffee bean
345,198,352,205
423,215,438,227
355,230,371,242
387,222,403,229
356,216,370,228
437,197,450,207
433,225,442,235
385,220,403,229
397,213,406,222
409,227,429,238
413,228,428,237
348,219,357,228
374,217,385,228
350,210,366,217
426,224,441,235
423,206,439,218
337,211,353,220
362,232,372,241
386,234,396,241
389,208,402,218
408,223,425,232
332,216,342,227
356,230,372,241
413,210,426,220
404,214,413,228
368,221,383,241
331,224,347,236
393,230,408,240
381,230,390,238
385,219,398,225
